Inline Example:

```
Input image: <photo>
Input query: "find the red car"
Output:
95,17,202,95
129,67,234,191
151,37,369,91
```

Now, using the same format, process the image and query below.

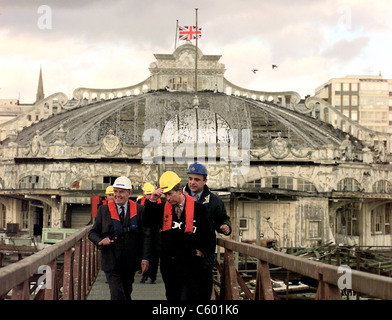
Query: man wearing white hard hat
89,176,151,300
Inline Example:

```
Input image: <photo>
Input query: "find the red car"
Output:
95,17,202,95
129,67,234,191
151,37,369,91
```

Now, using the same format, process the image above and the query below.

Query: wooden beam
62,248,74,300
254,260,274,300
221,249,240,300
11,280,30,300
315,279,341,300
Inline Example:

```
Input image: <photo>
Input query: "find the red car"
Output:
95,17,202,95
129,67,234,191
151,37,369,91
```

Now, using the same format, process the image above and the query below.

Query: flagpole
193,8,199,109
194,8,199,143
174,19,178,50
194,8,198,95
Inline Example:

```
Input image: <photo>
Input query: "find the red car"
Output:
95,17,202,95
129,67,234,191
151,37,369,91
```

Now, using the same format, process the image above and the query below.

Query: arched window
162,109,232,144
245,177,317,192
372,180,392,193
19,175,49,189
337,178,361,192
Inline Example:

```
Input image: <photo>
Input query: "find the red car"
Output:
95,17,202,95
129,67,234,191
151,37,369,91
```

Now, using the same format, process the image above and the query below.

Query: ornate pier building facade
0,42,391,248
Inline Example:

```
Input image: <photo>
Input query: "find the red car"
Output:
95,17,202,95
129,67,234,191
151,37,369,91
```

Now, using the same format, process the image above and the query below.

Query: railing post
220,249,240,300
254,260,274,300
315,276,341,300
81,235,87,299
86,237,91,292
62,248,74,300
73,240,82,300
11,280,30,300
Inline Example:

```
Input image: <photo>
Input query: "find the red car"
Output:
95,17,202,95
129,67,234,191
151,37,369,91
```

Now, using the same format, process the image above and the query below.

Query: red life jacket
108,199,137,221
107,199,138,237
162,194,194,234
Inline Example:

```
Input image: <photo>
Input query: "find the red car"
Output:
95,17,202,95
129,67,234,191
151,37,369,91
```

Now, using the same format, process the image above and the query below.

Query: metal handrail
217,237,392,300
0,225,97,299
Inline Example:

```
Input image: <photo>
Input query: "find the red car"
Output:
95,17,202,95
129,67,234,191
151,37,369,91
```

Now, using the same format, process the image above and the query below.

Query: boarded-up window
308,220,321,238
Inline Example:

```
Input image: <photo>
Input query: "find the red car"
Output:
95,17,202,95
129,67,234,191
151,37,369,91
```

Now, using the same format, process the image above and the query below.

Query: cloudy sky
0,0,391,103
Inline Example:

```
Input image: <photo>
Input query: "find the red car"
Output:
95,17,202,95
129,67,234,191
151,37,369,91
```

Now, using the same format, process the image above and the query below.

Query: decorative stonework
102,130,121,156
269,135,290,159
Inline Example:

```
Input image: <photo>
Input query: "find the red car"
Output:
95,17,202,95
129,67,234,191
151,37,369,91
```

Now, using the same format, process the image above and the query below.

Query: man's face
106,194,115,201
114,188,131,206
164,189,183,206
144,193,151,199
188,173,207,194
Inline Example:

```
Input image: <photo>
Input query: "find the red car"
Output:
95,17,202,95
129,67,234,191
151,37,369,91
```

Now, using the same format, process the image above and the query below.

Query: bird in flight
251,69,258,73
272,65,278,69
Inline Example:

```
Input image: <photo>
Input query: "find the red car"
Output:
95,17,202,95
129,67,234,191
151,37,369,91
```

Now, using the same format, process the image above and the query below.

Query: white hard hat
112,176,132,190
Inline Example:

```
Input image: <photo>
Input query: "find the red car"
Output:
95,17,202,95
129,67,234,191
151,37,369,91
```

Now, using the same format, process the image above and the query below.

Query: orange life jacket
107,200,138,237
162,194,194,234
108,199,137,221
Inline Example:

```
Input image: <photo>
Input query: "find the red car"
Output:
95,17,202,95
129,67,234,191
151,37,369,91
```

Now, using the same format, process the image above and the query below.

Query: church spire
35,66,44,103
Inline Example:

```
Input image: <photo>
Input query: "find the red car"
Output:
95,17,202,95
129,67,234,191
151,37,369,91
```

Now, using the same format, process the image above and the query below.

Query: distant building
0,99,30,124
315,75,392,137
0,67,44,124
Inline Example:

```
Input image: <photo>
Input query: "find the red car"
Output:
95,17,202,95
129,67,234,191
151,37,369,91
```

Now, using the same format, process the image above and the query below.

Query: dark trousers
199,265,213,299
105,265,136,300
143,255,159,281
160,256,210,300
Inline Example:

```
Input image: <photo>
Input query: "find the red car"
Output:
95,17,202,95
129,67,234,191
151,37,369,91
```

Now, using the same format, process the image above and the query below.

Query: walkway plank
87,270,166,300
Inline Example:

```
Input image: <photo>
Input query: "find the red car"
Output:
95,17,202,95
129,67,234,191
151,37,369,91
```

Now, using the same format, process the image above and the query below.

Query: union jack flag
178,26,202,40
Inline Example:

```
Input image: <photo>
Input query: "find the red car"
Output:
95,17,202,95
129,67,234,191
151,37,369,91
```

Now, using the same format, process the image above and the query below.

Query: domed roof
13,91,354,153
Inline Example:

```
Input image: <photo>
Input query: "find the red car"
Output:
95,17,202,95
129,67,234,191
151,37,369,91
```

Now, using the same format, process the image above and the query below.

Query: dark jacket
88,202,151,272
142,198,215,263
184,184,232,236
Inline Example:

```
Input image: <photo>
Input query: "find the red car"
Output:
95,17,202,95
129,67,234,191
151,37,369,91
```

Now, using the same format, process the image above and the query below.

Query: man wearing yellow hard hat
143,171,215,300
88,176,151,300
137,182,161,205
102,185,115,205
138,182,160,284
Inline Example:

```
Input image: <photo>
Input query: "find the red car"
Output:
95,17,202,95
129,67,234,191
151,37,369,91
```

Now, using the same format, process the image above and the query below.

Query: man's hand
141,260,149,274
195,249,204,257
220,224,230,235
150,188,164,202
98,237,114,246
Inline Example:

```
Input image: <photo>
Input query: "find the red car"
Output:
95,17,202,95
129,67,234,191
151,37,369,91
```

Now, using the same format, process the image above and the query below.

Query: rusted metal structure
0,225,99,300
215,237,392,300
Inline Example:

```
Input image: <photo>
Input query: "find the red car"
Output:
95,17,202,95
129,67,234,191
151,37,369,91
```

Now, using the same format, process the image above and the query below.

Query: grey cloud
321,37,369,64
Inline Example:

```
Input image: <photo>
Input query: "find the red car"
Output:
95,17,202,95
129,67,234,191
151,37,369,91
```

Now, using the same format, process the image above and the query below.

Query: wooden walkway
87,269,166,300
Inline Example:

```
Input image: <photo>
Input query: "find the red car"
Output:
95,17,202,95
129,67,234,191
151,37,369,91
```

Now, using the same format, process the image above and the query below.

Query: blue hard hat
187,162,207,176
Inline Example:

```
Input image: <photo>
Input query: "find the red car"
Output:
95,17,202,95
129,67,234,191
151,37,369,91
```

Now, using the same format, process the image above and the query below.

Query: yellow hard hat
159,171,181,193
142,182,155,195
105,186,114,194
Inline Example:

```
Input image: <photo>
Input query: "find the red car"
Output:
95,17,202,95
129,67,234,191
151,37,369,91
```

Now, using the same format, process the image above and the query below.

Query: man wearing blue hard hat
184,161,232,298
